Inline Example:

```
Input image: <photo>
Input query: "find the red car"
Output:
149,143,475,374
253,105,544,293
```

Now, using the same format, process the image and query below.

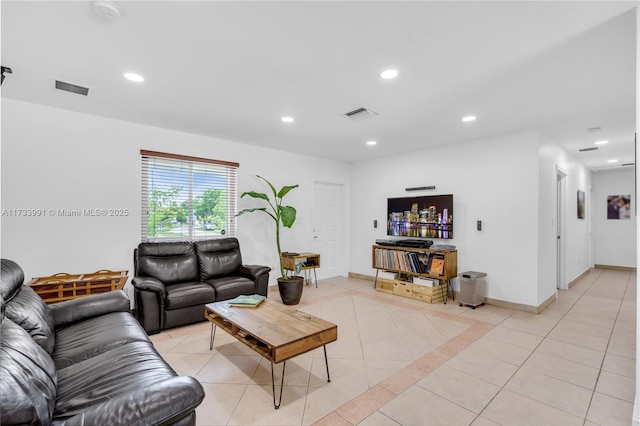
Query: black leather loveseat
0,259,204,425
132,238,271,334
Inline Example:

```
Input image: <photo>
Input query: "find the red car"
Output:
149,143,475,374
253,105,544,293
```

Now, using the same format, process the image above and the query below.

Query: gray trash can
458,271,487,309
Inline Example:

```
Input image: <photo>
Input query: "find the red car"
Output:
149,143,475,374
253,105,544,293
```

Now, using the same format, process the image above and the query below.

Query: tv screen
387,194,453,239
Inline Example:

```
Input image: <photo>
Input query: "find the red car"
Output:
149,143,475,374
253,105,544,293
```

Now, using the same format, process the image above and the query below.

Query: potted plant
236,175,304,305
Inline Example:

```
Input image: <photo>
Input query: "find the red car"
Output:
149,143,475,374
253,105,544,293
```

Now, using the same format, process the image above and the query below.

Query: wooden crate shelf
27,270,128,304
372,244,457,304
412,282,445,303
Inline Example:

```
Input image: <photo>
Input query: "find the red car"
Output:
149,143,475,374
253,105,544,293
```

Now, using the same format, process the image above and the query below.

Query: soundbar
375,239,433,248
405,185,436,191
375,239,398,246
398,239,433,248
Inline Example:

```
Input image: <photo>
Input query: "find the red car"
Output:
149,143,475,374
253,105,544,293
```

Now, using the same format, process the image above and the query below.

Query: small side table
281,253,320,287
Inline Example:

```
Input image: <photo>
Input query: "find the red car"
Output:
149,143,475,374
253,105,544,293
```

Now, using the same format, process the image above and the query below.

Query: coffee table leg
323,345,331,382
209,324,217,350
271,361,286,409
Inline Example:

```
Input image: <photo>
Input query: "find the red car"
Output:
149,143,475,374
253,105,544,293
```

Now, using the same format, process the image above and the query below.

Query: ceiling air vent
578,147,598,152
622,162,635,167
55,80,90,96
344,107,378,121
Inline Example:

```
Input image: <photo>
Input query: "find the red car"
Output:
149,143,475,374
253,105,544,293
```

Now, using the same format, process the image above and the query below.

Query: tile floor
150,268,636,425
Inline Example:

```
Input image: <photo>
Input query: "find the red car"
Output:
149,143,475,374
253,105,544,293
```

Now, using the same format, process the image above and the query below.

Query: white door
313,182,344,279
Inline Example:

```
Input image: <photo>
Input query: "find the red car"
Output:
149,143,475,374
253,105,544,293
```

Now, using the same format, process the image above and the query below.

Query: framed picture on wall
607,194,631,220
577,190,585,219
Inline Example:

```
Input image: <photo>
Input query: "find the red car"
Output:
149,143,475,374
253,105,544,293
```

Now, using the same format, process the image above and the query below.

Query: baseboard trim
348,272,552,314
482,296,539,314
537,292,557,313
594,264,637,272
348,272,375,281
568,268,591,288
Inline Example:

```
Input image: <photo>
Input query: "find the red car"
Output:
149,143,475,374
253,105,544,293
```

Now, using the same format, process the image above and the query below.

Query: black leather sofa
0,259,204,426
132,238,271,334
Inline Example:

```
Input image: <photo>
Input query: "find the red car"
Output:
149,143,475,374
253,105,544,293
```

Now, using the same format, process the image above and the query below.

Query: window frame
140,150,238,242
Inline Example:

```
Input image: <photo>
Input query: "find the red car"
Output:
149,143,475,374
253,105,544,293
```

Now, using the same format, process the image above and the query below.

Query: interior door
312,181,344,279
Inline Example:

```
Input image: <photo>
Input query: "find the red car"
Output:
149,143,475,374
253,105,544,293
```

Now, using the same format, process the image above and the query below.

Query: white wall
1,98,619,310
350,130,542,307
592,168,637,268
0,99,352,293
538,134,593,302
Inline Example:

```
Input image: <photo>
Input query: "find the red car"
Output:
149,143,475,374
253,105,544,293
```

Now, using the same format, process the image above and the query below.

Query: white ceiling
1,1,637,170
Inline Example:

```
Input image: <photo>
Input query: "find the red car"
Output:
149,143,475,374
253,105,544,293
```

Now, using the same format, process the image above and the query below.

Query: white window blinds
141,150,238,241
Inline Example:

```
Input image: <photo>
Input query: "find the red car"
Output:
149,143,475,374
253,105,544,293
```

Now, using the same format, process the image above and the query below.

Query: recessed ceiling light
462,115,477,122
281,116,294,123
380,69,398,79
124,72,144,82
366,140,377,146
608,159,618,163
595,140,608,145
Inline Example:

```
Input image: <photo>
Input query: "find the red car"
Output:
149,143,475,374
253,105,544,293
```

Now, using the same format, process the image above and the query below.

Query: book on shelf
228,294,265,308
429,258,445,275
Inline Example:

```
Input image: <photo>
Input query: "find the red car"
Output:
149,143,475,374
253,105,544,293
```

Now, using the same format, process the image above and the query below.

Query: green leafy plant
236,175,299,279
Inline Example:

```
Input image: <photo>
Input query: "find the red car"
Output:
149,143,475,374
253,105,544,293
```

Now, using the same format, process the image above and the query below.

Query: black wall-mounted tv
387,194,453,239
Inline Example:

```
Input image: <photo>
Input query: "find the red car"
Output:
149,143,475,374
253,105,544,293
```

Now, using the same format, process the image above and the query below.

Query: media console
372,244,457,304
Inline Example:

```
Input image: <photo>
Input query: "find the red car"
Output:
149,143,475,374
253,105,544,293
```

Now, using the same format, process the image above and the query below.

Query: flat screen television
387,194,453,239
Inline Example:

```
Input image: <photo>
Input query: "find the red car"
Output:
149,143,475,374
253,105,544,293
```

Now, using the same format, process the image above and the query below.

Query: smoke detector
92,1,121,19
344,107,379,121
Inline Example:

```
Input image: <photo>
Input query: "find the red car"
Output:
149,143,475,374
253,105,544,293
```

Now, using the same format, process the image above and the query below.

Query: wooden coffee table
205,298,338,409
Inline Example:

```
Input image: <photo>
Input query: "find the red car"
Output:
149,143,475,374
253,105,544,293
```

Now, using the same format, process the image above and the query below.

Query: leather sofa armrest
55,376,204,426
131,276,167,297
238,264,271,280
131,276,167,334
49,290,130,329
238,264,271,297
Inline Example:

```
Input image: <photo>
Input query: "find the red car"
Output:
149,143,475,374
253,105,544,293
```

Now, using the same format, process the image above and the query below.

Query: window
141,150,238,241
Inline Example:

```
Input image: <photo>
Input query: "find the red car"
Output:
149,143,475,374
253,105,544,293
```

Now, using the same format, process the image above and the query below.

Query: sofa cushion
53,341,181,422
195,238,242,280
53,312,151,370
205,276,256,301
5,285,55,355
165,281,216,310
0,318,57,425
137,242,199,285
